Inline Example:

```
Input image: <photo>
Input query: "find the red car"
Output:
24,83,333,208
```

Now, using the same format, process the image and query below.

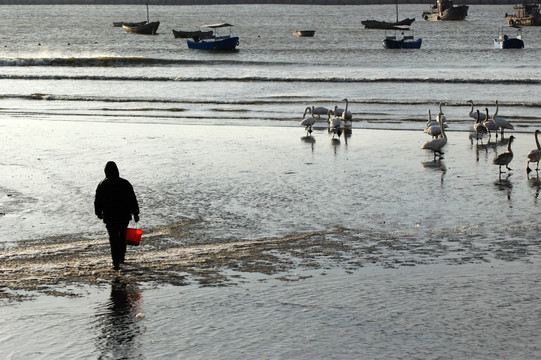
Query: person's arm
94,184,103,219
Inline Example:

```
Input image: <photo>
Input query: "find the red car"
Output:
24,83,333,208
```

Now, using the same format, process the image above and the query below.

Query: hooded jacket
94,161,140,224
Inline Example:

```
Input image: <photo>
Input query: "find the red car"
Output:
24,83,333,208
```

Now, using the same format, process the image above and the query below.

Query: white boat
494,27,524,49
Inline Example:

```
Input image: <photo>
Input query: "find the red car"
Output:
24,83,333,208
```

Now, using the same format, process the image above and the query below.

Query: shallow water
2,263,540,359
1,4,541,359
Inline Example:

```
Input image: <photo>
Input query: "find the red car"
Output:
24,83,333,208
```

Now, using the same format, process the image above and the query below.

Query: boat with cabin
422,0,469,21
505,3,541,26
186,23,239,51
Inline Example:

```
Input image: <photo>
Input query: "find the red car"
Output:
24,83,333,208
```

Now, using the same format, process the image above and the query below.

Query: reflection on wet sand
494,177,513,200
528,172,541,200
300,135,315,152
94,277,144,360
422,159,447,184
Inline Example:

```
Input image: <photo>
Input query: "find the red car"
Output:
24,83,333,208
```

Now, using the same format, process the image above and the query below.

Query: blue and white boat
382,29,422,49
494,27,524,49
187,23,239,51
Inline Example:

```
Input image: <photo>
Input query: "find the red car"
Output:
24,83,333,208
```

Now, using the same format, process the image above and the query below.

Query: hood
104,161,120,178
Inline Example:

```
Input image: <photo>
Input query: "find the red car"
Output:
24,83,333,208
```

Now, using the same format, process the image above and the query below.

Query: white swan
493,100,514,137
466,100,486,121
438,102,447,124
527,129,541,173
327,110,342,139
493,135,515,174
330,105,344,118
482,107,499,139
300,106,317,136
311,105,329,119
422,113,447,159
341,98,352,121
473,110,488,142
424,109,441,138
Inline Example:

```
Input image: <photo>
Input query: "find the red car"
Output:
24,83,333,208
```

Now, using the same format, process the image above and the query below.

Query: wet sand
1,118,541,302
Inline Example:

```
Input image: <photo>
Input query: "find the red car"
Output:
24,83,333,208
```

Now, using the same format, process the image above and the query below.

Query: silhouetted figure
95,161,140,270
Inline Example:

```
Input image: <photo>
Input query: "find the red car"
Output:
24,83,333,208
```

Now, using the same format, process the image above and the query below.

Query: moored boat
423,0,469,21
187,23,239,51
494,27,524,49
123,21,160,35
505,3,541,26
114,21,146,28
362,18,415,30
382,30,422,49
123,2,159,35
293,30,316,37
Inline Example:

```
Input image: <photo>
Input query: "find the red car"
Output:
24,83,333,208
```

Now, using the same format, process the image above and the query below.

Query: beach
1,3,541,358
2,119,541,358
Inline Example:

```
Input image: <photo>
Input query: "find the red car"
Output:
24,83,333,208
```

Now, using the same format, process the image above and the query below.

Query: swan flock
301,99,537,176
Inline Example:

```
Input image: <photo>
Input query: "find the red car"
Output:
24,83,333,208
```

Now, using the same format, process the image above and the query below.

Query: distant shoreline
0,0,522,5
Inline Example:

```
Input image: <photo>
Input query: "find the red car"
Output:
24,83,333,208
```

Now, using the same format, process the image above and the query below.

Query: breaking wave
3,93,541,109
0,57,540,86
1,72,540,85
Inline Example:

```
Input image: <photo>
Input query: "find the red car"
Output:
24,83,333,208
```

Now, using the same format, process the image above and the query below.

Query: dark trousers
106,222,129,268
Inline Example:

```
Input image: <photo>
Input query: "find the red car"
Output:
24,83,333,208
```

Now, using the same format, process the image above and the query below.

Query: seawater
1,4,541,359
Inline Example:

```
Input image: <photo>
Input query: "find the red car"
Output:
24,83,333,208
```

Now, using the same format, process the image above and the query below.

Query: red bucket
126,228,143,246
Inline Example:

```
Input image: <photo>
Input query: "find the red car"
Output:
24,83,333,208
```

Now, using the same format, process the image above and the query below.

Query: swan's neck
468,102,474,116
508,139,513,152
439,115,446,137
535,131,541,150
494,101,499,118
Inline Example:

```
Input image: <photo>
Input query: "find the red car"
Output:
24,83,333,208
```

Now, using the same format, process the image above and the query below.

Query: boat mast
396,0,399,22
146,1,150,24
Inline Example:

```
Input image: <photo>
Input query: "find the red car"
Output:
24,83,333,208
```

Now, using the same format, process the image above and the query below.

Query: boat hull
123,21,160,35
362,18,415,29
494,38,524,49
114,21,146,28
383,38,422,49
187,36,239,50
293,30,316,37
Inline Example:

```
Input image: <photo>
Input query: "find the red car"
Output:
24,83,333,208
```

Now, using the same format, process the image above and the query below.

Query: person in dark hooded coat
95,161,140,270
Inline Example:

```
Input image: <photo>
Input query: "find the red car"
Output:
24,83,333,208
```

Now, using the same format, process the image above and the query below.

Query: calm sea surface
1,4,540,359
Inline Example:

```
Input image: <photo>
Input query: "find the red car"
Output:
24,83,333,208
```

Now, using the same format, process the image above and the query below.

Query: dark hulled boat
362,18,415,30
123,22,160,35
423,0,469,21
123,2,159,35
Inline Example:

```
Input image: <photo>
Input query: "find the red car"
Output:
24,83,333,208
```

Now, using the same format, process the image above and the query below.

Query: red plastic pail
126,228,143,246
